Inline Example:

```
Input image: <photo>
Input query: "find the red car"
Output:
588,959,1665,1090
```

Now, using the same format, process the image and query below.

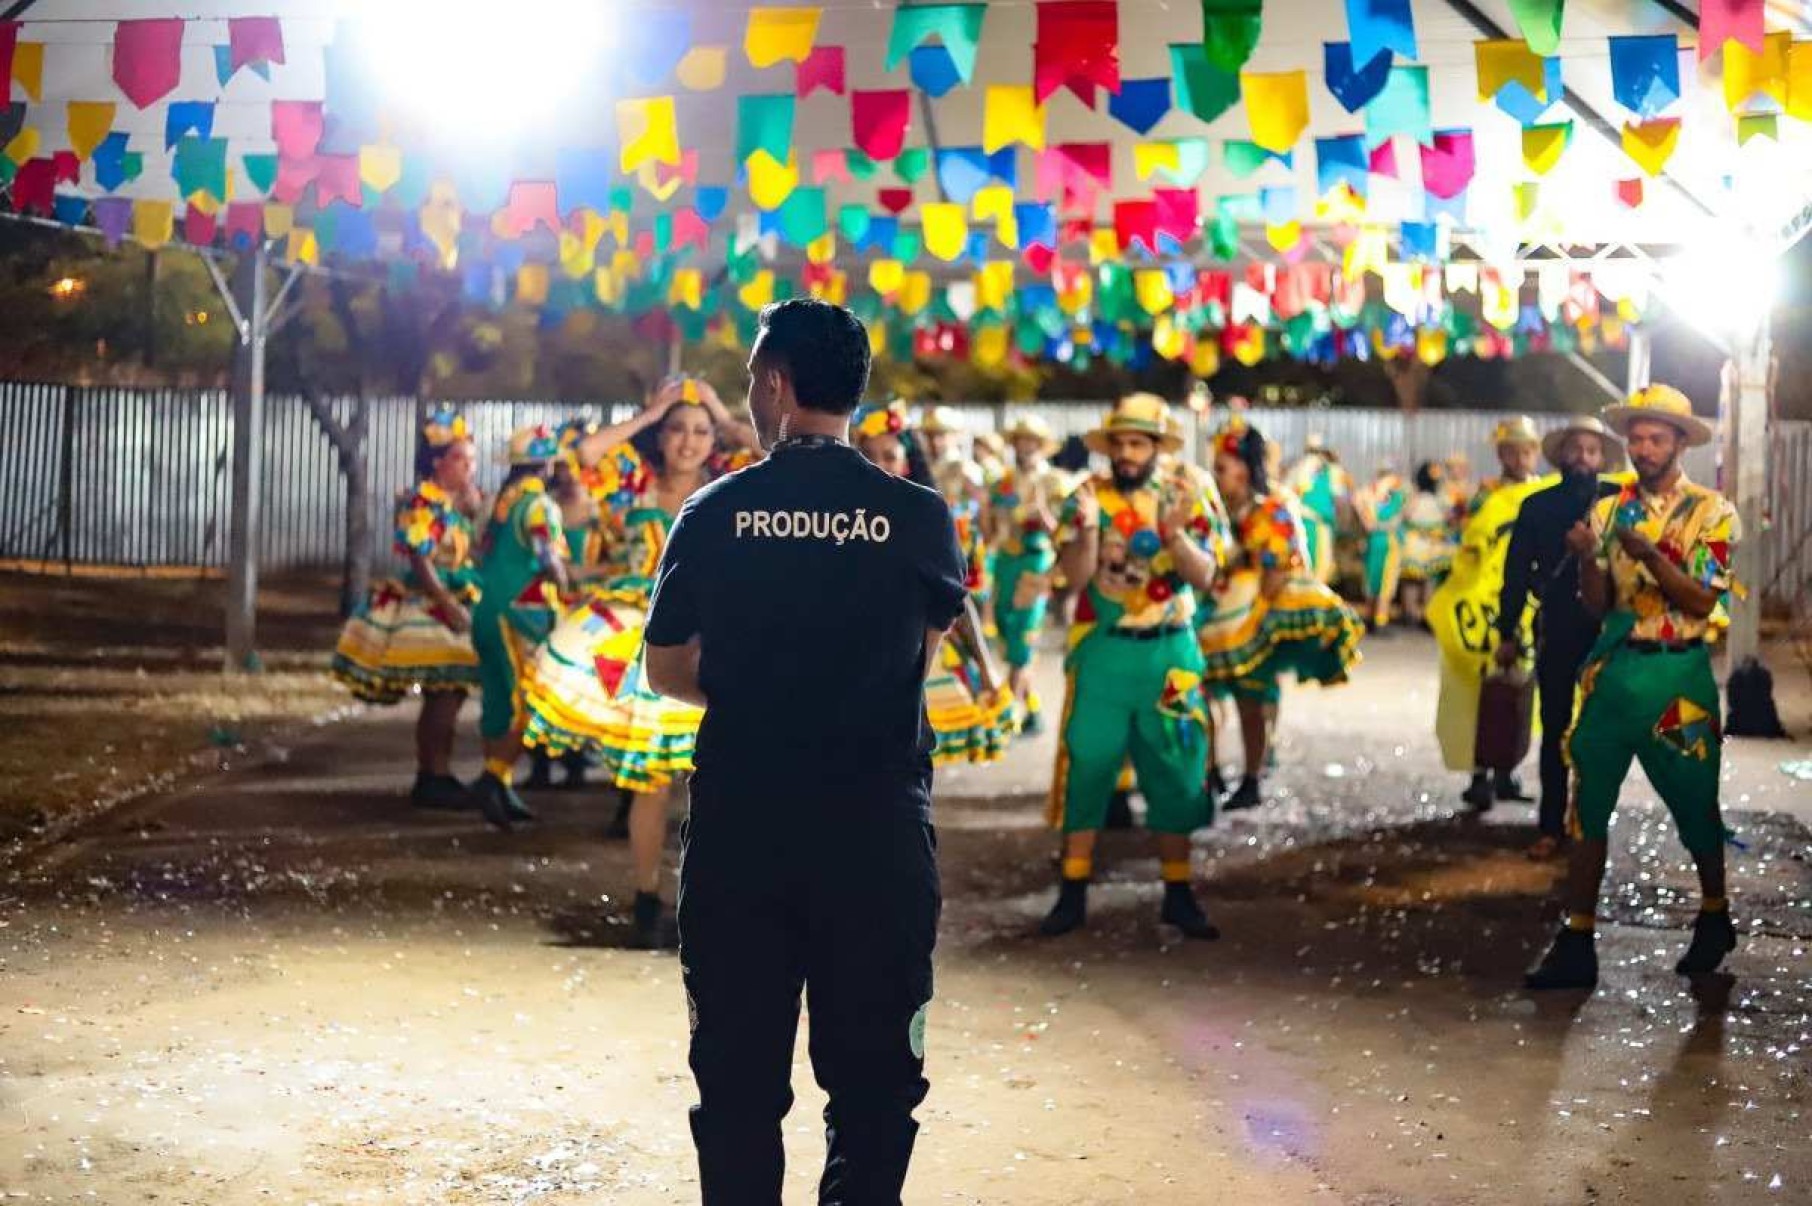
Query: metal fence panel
0,383,1803,607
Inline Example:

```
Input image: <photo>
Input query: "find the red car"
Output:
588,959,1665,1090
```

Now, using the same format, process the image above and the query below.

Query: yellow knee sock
1160,860,1191,884
1564,912,1595,932
1061,856,1092,881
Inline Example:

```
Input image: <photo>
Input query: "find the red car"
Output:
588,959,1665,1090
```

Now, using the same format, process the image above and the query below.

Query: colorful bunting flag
983,85,1045,152
909,45,964,97
1608,36,1679,118
1419,130,1474,199
746,6,821,68
737,94,795,165
1364,66,1430,148
0,22,15,107
1506,0,1564,58
1242,71,1309,153
1108,78,1171,134
65,102,115,162
677,45,729,91
1621,117,1680,175
1346,0,1416,66
886,4,986,83
1699,0,1764,62
796,45,846,97
164,101,214,150
112,19,185,109
617,97,680,172
1723,33,1789,114
1325,42,1393,112
1521,122,1571,174
746,148,799,210
1170,44,1242,123
1200,0,1264,73
227,16,285,70
1034,0,1119,104
9,38,41,102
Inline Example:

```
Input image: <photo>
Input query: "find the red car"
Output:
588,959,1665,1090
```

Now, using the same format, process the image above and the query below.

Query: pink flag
1368,139,1398,178
0,22,17,106
851,90,910,160
313,154,362,208
672,207,711,251
271,100,324,160
1698,0,1763,60
112,19,185,109
183,206,218,247
796,45,845,97
501,181,560,237
812,147,851,184
225,201,264,248
228,17,285,70
1419,130,1474,200
1152,187,1198,242
1034,1,1119,104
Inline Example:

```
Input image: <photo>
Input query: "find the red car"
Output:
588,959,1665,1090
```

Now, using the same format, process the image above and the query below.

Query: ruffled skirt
520,592,703,792
925,634,1019,766
1197,568,1364,695
331,580,480,705
1400,527,1456,582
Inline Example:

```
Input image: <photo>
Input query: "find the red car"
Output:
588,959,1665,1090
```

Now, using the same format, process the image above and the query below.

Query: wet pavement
1,633,1807,1204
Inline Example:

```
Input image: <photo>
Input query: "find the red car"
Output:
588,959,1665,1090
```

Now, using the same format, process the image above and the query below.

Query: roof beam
1437,0,1723,222
1,0,44,19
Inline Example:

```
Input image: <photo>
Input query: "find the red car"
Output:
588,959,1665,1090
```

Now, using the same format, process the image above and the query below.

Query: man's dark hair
753,298,871,414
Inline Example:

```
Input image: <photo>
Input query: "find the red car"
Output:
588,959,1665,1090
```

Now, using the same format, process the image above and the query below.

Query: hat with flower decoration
853,400,911,441
421,407,470,448
1602,383,1713,448
502,424,561,467
1084,392,1184,455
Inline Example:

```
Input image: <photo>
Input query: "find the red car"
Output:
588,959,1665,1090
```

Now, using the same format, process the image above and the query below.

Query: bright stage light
1662,239,1780,343
359,0,618,143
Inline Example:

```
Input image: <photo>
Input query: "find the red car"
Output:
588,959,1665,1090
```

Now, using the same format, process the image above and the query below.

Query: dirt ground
0,571,349,842
1,611,1809,1203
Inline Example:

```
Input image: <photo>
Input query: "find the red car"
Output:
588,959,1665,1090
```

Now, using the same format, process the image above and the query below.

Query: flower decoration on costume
1210,414,1249,462
505,424,561,467
422,408,470,448
854,401,911,440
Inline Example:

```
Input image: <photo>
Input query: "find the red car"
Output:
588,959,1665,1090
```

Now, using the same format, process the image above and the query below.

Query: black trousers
1534,634,1594,837
678,776,941,1206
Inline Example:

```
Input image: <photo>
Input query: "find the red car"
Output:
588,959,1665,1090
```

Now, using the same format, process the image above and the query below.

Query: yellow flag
1621,118,1679,176
1241,70,1308,153
971,185,1017,248
579,208,611,256
1189,339,1221,378
188,189,224,216
1058,273,1092,314
921,202,968,261
1266,221,1303,254
359,144,403,194
1788,41,1812,121
287,228,318,266
1133,142,1181,181
677,45,729,91
418,189,461,267
617,97,680,172
1231,326,1266,366
973,324,1009,368
558,231,594,279
813,269,848,305
1521,123,1571,175
1151,314,1186,359
1316,181,1367,223
1514,181,1541,222
1723,33,1790,113
516,263,550,307
869,259,905,295
669,267,704,310
604,210,629,249
263,203,295,240
739,269,776,310
132,200,173,249
1088,228,1118,265
975,260,1015,310
1474,39,1546,101
898,272,932,315
611,249,643,281
982,85,1045,152
807,232,837,264
66,102,115,161
1134,270,1174,316
747,148,799,210
1482,272,1519,329
1416,326,1448,366
868,319,887,357
594,266,620,306
11,41,43,102
1343,226,1389,278
4,125,39,164
745,6,821,68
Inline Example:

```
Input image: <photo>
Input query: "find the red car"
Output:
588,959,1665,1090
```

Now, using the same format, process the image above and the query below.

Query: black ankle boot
1493,770,1531,802
1524,927,1598,990
1221,775,1261,812
523,753,553,790
1675,910,1737,975
1039,878,1089,936
1461,771,1494,810
630,891,678,950
410,772,471,811
559,751,589,791
1159,882,1220,939
472,772,535,832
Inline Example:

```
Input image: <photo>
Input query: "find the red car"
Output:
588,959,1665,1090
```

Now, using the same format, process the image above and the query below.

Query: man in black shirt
642,299,968,1205
1494,416,1622,857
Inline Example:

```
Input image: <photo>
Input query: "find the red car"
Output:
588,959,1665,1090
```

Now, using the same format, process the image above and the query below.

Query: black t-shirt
643,437,968,808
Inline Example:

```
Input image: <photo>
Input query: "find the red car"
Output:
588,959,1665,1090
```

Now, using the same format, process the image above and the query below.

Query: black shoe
604,789,633,840
1461,772,1495,810
1104,789,1136,830
1159,882,1220,940
1493,771,1532,802
559,751,590,791
523,753,554,791
1675,910,1737,976
1039,878,1089,936
1524,927,1598,990
629,891,678,951
1221,775,1261,812
472,772,535,832
1205,764,1228,801
410,772,472,811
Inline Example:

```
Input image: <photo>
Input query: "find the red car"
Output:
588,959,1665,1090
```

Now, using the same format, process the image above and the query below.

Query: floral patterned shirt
393,480,478,597
1056,460,1232,633
1227,489,1308,574
1589,472,1738,644
988,462,1072,557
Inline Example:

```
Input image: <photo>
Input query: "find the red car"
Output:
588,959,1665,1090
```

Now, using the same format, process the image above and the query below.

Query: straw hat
1602,384,1714,448
1491,415,1541,447
1541,415,1625,470
503,424,560,467
1083,392,1184,455
918,405,965,436
1001,413,1058,454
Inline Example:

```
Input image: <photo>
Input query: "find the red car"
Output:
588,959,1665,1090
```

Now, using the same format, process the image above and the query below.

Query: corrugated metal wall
1,381,1805,606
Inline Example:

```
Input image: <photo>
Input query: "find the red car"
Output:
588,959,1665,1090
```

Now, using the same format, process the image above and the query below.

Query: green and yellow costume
472,459,566,742
1284,450,1352,585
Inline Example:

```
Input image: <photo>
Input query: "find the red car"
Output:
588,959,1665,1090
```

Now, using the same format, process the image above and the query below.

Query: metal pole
1625,327,1651,395
225,245,269,673
1724,318,1770,669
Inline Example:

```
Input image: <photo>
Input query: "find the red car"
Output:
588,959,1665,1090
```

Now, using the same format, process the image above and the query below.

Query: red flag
112,19,185,109
851,90,911,160
1033,1,1119,104
796,45,846,97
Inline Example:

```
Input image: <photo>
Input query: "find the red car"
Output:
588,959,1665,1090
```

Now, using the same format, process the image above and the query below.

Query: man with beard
1495,416,1623,859
1526,386,1739,990
1039,394,1232,939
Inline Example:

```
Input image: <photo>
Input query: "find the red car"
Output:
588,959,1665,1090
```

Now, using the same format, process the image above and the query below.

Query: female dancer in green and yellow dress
521,378,758,948
1196,418,1363,810
853,402,1018,765
332,410,483,810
